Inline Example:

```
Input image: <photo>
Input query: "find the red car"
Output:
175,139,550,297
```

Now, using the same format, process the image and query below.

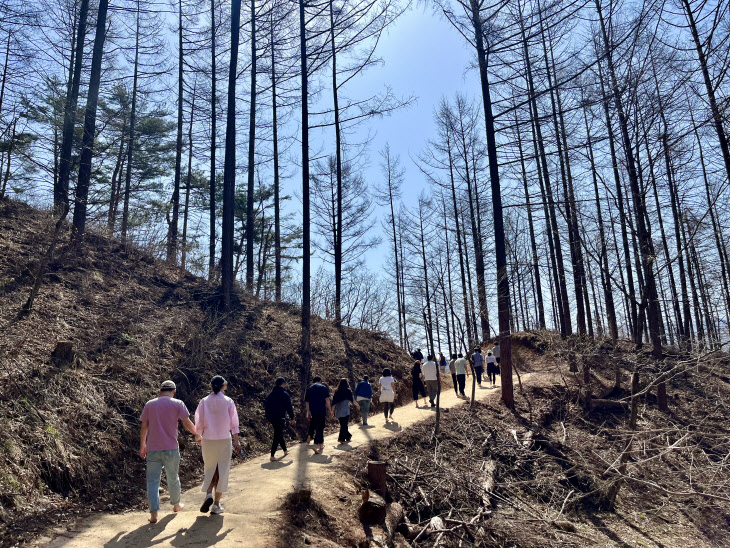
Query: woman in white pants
195,375,241,515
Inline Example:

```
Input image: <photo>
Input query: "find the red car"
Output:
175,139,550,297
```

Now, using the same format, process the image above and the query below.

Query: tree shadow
585,513,628,546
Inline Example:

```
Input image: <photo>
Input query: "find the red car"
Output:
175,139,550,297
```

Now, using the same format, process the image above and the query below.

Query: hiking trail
36,376,533,548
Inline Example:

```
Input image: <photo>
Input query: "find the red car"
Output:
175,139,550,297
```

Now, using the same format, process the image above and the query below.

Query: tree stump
367,460,387,497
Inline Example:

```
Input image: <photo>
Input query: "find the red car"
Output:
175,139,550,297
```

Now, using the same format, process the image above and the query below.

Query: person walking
438,352,448,374
411,360,428,407
411,348,424,363
485,350,498,386
379,368,396,423
264,377,294,462
492,341,501,365
454,353,469,398
194,376,241,516
422,355,439,407
471,347,484,387
305,376,333,454
449,353,459,396
139,380,197,524
355,375,373,426
332,379,359,444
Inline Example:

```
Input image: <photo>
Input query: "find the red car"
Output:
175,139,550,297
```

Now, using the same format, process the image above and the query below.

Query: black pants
271,419,287,457
308,413,326,444
383,402,394,418
338,416,351,442
451,374,458,395
412,379,427,400
457,374,466,395
475,367,483,385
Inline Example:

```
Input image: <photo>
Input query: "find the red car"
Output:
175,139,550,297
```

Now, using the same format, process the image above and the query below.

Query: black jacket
264,386,294,421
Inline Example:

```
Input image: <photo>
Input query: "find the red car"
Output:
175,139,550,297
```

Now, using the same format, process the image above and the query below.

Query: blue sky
301,4,481,273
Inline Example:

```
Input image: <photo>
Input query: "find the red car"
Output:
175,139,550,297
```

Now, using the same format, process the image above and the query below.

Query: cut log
368,460,387,497
358,491,387,525
385,502,405,540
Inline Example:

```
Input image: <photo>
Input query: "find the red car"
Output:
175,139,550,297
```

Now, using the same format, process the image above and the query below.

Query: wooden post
367,460,387,497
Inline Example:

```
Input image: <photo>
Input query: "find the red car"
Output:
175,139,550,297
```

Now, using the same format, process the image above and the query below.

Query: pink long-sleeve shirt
194,392,240,440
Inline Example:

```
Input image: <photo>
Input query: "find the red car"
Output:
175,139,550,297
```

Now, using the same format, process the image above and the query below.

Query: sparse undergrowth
0,199,411,546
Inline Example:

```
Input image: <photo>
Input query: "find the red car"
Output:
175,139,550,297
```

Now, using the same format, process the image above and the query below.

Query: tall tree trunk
270,16,281,300
209,0,218,279
181,86,196,271
584,107,617,342
57,0,89,216
328,0,344,324
167,0,185,265
515,115,545,329
595,0,662,360
538,6,586,334
598,61,637,340
222,0,243,308
121,0,140,244
520,11,570,336
299,0,312,384
71,0,110,240
245,0,257,292
470,0,513,408
447,132,473,348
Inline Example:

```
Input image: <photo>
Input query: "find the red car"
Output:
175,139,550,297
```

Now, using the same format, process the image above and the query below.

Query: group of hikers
137,341,501,523
410,341,502,404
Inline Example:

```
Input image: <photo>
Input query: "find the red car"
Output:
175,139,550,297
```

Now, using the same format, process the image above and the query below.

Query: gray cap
161,380,176,391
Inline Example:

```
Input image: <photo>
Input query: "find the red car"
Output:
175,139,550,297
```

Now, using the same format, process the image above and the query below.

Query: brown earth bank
280,332,730,547
0,198,412,546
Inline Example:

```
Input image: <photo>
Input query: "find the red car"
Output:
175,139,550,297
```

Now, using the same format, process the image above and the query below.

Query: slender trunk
71,0,110,240
515,114,545,329
107,125,126,232
122,1,140,244
299,0,312,385
539,7,586,334
245,0,256,292
222,0,242,308
520,12,570,336
598,60,637,340
209,0,217,279
595,0,661,359
584,108,617,341
167,0,185,265
57,0,89,215
181,87,196,271
470,0,513,407
447,132,473,347
270,17,281,300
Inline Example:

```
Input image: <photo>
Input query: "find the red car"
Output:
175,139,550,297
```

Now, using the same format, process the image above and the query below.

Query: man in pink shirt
139,380,197,523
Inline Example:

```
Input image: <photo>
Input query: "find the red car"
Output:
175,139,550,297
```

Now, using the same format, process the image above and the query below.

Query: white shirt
422,360,438,381
485,355,497,366
379,376,395,391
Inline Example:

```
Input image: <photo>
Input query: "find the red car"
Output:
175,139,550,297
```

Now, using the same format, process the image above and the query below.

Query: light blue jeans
146,449,181,513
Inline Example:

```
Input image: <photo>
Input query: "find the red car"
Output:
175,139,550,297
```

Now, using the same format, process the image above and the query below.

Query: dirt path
37,377,529,548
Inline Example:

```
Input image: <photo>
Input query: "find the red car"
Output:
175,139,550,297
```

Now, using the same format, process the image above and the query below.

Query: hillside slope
0,198,410,544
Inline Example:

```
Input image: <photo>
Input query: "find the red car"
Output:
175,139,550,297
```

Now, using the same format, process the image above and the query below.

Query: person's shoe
284,450,289,457
270,456,277,461
200,494,214,513
431,403,436,408
173,503,185,512
210,504,224,515
306,435,312,444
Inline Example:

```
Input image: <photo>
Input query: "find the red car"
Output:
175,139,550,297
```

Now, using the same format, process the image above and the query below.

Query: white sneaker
210,504,224,514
